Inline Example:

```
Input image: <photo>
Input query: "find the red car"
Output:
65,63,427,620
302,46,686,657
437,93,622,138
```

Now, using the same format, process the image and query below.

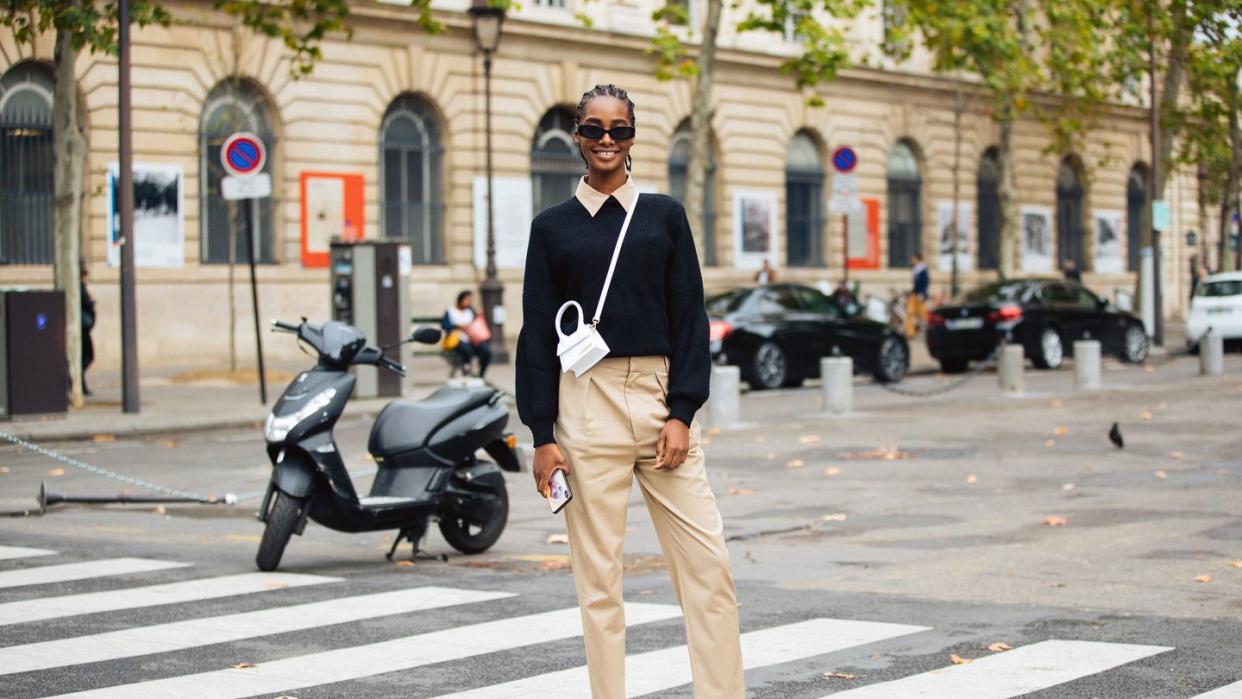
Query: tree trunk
1153,2,1188,201
996,110,1017,279
685,0,721,266
1219,80,1240,273
53,30,86,408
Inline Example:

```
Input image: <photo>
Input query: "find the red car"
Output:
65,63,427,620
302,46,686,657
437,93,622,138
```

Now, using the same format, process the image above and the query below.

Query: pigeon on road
1108,422,1124,449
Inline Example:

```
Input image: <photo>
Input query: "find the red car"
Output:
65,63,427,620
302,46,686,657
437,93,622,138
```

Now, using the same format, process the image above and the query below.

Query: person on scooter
441,290,492,378
516,84,745,698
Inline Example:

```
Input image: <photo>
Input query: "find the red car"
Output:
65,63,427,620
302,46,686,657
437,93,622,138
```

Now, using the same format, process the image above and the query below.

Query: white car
1186,271,1242,347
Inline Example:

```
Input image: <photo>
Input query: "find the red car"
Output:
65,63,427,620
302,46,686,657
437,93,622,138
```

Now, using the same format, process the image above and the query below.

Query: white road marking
0,558,190,590
0,586,515,676
50,602,683,699
828,639,1173,698
0,572,341,626
436,617,931,698
1194,681,1242,698
0,545,56,560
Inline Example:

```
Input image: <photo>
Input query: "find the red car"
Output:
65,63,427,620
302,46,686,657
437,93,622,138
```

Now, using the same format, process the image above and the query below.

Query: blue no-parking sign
221,132,267,177
831,146,858,173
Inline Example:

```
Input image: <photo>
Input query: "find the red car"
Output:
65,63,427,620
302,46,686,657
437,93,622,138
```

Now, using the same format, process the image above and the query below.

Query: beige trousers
555,355,745,699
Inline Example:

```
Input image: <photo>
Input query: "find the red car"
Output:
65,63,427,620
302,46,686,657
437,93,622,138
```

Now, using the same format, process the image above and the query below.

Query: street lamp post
469,0,508,364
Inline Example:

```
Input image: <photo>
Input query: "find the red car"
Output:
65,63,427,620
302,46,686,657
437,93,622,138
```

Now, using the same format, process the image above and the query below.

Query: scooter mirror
411,327,443,345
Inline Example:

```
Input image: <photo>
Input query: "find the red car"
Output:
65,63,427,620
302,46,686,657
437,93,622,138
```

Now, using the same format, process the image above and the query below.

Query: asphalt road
2,353,1241,697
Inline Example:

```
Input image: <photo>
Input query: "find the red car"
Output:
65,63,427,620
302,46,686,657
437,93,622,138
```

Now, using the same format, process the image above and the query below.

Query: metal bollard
1200,331,1224,376
1073,340,1102,389
998,344,1025,395
708,365,741,427
821,356,853,414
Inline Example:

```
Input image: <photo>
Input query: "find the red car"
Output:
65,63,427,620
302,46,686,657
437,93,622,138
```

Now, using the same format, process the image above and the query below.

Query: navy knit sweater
515,193,710,447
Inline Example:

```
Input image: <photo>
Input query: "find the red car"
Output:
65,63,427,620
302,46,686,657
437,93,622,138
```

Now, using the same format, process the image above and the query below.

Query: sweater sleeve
515,218,561,446
664,202,711,426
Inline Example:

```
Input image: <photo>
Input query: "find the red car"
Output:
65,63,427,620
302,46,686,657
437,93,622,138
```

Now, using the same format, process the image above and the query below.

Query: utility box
329,241,410,398
1,290,67,419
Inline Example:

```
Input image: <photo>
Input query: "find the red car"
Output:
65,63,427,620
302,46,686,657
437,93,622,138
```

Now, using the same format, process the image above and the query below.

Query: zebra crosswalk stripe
0,572,341,626
48,602,684,699
1193,681,1242,698
435,617,931,698
0,557,191,589
827,639,1173,698
0,585,514,676
0,545,57,560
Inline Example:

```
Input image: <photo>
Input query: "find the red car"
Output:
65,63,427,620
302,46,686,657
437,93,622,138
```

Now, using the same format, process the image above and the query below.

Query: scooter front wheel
256,491,304,571
439,486,508,554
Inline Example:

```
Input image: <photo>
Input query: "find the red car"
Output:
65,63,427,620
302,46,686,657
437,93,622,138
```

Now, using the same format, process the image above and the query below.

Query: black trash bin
0,289,67,418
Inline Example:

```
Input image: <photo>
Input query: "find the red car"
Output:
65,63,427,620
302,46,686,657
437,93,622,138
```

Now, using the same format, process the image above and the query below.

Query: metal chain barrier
0,431,233,505
874,342,1003,398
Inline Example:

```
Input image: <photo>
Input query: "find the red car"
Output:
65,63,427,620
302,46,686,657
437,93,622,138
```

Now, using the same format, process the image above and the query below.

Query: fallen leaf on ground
824,466,842,477
47,468,65,477
966,474,979,484
842,446,908,461
1139,408,1153,421
707,427,722,436
1044,439,1057,448
153,505,166,515
1155,470,1168,479
754,436,768,443
230,662,256,669
786,459,806,469
393,560,415,567
0,466,9,474
1169,451,1184,460
766,453,776,460
1049,399,1064,408
799,435,821,444
1062,483,1075,491
265,582,289,589
987,642,1012,652
1230,560,1242,569
1195,574,1212,583
949,654,972,665
1157,401,1168,409
823,672,861,680
92,434,115,443
160,439,179,449
1049,581,1067,588
541,559,572,571
1042,516,1069,526
1054,426,1068,435
545,533,570,544
820,513,848,522
1144,364,1155,373
727,486,756,496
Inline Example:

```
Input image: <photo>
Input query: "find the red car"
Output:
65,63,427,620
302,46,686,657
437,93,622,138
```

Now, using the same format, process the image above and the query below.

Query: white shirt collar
575,176,638,217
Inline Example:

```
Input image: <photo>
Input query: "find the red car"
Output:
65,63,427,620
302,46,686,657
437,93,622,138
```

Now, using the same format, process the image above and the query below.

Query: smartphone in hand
547,468,572,514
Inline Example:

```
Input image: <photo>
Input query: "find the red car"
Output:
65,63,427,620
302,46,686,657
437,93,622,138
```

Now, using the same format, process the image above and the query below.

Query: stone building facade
0,0,1221,368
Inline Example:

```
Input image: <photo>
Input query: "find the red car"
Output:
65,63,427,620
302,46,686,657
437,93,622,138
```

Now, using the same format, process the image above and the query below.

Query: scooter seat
369,385,497,456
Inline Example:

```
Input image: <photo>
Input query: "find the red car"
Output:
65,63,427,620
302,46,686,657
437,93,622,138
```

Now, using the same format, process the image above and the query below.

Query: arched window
977,147,1001,270
199,80,277,264
887,140,921,268
1056,156,1086,272
0,63,55,265
1126,164,1146,272
531,107,580,215
380,94,443,264
668,120,718,265
785,131,825,267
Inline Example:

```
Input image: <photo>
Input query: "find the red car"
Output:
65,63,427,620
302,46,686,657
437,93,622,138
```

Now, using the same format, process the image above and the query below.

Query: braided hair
574,84,636,172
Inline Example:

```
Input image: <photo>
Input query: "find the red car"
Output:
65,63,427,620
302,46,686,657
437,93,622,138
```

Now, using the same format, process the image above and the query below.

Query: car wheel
874,335,909,384
751,341,787,390
1032,327,1064,369
1122,325,1149,363
939,358,969,374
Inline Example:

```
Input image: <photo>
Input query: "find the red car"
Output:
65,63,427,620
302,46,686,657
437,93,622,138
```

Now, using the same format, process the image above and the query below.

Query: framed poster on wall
1093,209,1123,274
732,189,779,270
300,172,365,268
106,162,185,268
846,197,881,270
936,200,974,272
1020,206,1054,273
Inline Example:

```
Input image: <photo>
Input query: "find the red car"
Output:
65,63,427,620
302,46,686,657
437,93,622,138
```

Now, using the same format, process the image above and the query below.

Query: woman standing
516,84,745,698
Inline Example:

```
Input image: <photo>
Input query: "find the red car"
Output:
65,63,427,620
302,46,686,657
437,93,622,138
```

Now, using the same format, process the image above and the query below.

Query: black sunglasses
576,124,636,141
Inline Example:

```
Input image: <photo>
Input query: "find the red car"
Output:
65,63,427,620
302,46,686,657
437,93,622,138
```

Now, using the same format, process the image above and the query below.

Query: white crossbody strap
591,193,640,326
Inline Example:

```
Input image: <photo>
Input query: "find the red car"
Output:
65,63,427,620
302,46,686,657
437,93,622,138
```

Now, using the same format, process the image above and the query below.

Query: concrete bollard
1200,331,1224,376
821,356,853,414
1073,340,1102,389
998,344,1025,395
708,365,741,427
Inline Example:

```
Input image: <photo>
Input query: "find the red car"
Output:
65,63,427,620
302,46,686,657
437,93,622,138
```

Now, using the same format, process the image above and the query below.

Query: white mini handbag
555,195,640,377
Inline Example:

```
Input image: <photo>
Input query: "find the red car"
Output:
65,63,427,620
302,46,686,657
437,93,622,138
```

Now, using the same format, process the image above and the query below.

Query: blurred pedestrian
754,258,776,285
81,260,96,396
905,252,930,337
1062,259,1082,283
441,290,492,378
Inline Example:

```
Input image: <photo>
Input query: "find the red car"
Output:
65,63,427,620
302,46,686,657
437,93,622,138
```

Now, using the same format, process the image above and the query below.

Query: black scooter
255,318,520,571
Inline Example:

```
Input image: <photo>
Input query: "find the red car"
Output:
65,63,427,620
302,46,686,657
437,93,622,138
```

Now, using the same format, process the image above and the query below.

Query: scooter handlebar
271,319,300,333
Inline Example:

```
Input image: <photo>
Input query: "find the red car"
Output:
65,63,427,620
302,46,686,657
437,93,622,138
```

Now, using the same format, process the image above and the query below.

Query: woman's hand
655,419,690,470
532,443,569,497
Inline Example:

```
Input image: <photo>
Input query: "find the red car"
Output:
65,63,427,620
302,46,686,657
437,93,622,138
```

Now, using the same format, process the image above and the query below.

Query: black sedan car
707,284,909,389
926,278,1150,372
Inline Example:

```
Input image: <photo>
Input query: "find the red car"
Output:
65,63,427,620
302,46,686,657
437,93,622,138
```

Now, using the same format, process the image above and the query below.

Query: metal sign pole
118,0,140,414
243,198,266,405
